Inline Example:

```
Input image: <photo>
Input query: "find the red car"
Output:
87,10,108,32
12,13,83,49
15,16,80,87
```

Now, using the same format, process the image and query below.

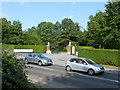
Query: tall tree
1,18,25,44
1,18,12,44
60,18,81,46
61,18,75,31
87,11,107,49
23,30,42,45
37,22,55,43
104,0,120,49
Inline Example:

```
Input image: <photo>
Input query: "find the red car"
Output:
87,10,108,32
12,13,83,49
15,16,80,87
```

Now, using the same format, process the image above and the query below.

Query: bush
76,46,119,67
2,44,15,53
2,51,37,89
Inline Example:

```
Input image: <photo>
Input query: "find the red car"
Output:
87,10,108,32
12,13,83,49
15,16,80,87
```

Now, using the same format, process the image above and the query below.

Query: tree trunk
99,44,102,49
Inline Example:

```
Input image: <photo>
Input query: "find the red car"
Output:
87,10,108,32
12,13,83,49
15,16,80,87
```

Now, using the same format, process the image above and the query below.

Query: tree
37,22,55,43
61,18,75,31
54,21,62,31
87,12,107,49
23,30,42,45
104,0,120,49
1,18,12,44
1,18,24,44
60,18,81,46
87,0,120,49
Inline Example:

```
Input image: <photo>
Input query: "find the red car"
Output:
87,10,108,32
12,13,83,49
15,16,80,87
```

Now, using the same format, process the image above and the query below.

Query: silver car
25,53,53,66
65,57,105,75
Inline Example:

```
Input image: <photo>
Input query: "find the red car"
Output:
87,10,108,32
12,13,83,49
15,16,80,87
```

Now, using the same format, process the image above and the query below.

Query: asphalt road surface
21,53,119,88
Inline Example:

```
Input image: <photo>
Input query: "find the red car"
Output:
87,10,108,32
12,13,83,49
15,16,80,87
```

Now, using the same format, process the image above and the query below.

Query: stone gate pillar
67,42,71,55
46,42,51,54
72,46,75,55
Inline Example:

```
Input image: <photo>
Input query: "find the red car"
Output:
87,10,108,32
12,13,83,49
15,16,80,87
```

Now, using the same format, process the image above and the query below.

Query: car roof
69,57,89,60
30,53,42,55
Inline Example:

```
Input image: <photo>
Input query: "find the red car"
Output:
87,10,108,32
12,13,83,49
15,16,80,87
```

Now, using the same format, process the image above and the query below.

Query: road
22,53,119,88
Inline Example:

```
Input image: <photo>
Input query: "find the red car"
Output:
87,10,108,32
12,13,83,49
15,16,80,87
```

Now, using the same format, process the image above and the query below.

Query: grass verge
101,64,119,69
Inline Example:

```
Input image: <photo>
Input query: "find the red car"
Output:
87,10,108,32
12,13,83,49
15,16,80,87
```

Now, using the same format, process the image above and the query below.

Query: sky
1,1,108,31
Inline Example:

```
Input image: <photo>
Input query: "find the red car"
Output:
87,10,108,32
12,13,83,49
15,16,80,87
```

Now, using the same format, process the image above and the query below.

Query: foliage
1,18,24,45
2,51,37,89
37,22,55,43
22,30,43,45
87,1,120,49
76,46,119,67
104,0,120,49
87,11,107,49
2,44,15,53
1,0,120,50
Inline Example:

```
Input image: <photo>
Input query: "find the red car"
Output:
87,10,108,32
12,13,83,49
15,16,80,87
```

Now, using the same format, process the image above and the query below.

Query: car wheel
25,59,28,64
66,66,72,71
38,61,42,66
88,69,95,75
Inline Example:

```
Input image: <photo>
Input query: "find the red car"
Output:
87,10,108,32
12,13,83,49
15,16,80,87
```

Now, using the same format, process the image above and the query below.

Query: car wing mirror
35,56,38,59
84,63,88,65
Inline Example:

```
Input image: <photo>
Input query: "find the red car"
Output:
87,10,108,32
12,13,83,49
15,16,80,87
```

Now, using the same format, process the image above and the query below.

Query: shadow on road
35,70,118,88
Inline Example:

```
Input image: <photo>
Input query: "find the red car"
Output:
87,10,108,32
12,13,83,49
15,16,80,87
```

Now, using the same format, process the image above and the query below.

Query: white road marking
26,64,55,71
73,72,119,83
40,67,55,71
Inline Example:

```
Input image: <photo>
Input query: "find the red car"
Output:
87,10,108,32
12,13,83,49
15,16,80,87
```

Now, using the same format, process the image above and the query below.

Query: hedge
76,46,119,67
2,44,46,53
2,44,15,53
14,45,45,53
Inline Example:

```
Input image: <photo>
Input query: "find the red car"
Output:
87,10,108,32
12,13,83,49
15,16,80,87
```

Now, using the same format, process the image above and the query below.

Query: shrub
2,44,15,53
76,46,119,67
2,51,37,89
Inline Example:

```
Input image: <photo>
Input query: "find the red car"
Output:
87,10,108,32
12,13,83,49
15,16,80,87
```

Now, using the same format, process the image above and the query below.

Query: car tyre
66,66,72,71
25,59,28,64
88,69,95,75
38,61,43,66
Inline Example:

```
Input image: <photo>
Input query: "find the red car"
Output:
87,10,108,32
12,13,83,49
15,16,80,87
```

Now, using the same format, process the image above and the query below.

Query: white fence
14,49,33,53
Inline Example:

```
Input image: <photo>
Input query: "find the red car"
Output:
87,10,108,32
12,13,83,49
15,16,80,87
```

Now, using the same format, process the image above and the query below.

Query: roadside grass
100,64,120,69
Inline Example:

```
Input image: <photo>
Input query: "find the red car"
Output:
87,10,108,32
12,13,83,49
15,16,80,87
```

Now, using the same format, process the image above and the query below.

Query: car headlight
95,68,100,71
42,60,47,63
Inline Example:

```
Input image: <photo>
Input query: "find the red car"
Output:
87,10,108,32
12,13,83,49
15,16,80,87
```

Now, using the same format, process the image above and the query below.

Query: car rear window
28,54,32,57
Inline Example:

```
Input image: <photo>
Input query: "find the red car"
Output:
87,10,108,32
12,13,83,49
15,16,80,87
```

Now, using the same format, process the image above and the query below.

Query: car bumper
95,69,105,73
42,62,53,65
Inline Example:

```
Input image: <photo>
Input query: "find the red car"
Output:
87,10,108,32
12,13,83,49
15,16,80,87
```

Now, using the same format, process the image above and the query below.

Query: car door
33,54,39,63
27,54,33,62
68,58,77,70
31,54,38,63
74,59,86,71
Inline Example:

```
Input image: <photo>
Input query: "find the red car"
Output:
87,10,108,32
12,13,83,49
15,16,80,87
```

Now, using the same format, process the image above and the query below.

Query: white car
65,57,105,75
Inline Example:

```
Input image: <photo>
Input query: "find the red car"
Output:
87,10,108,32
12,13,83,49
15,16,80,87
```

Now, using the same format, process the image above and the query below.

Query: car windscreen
38,54,46,58
85,59,95,64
